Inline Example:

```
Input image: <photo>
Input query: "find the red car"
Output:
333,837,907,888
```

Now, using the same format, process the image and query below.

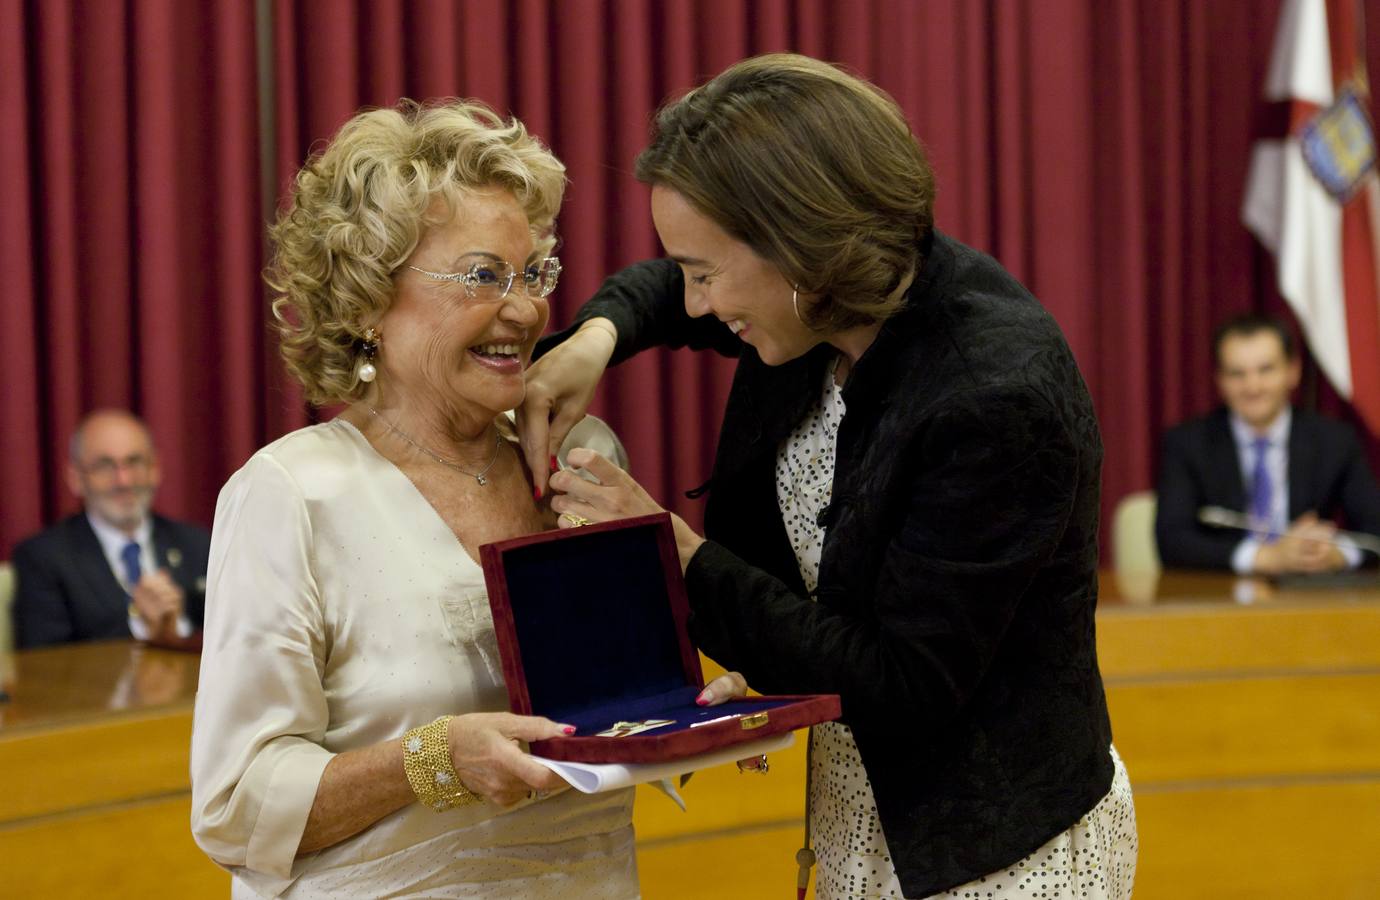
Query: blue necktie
1249,437,1276,542
121,541,143,592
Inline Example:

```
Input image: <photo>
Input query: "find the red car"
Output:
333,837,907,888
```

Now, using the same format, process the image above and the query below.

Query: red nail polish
562,725,576,735
533,485,543,500
549,455,559,473
695,695,710,707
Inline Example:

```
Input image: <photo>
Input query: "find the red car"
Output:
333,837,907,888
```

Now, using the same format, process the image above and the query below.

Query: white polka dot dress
774,359,1138,900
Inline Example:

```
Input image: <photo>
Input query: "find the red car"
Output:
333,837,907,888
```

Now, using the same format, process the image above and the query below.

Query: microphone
1196,506,1380,556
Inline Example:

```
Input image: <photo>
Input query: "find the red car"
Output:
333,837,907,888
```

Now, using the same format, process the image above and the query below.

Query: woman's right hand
447,712,573,806
518,318,618,498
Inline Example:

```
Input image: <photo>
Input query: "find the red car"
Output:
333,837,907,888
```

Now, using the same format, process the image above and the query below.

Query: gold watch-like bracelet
402,716,483,811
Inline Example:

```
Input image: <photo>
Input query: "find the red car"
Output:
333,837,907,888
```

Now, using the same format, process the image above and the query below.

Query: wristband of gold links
402,716,483,811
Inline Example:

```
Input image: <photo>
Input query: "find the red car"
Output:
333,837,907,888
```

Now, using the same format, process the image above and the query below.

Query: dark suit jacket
1155,407,1380,569
12,512,211,648
540,231,1113,897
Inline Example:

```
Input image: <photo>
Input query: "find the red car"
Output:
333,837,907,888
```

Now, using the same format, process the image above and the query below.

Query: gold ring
736,754,769,775
561,512,592,527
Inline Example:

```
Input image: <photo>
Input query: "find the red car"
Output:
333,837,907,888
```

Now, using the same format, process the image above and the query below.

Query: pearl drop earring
357,327,380,383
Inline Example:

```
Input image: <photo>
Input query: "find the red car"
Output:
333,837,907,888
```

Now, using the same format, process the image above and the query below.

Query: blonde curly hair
267,99,567,405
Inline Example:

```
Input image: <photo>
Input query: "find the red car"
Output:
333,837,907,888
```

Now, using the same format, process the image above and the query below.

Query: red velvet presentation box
480,513,841,763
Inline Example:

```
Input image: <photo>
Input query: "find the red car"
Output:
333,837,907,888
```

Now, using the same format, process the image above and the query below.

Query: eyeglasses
81,454,152,479
406,257,562,301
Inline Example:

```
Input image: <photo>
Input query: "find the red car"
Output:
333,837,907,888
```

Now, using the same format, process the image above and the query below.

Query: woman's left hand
694,671,767,774
549,448,705,570
694,671,748,706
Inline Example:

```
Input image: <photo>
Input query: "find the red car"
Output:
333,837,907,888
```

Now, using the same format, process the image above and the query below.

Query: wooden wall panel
6,583,1380,899
0,795,228,899
1131,782,1380,900
1107,674,1380,782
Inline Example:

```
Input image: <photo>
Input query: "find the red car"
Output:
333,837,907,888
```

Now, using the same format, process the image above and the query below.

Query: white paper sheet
531,730,795,794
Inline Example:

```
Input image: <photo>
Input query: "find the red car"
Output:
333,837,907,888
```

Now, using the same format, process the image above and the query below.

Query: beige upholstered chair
0,561,14,659
1112,491,1160,575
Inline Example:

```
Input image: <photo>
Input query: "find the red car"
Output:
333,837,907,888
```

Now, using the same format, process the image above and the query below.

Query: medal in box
480,513,840,763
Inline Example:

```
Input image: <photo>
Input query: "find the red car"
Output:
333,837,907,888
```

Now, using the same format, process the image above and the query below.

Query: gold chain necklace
368,407,502,486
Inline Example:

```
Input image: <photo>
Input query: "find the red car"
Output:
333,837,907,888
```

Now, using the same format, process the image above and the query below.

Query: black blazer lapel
64,515,132,628
151,516,205,596
1207,410,1248,511
152,516,181,578
1287,412,1318,519
703,347,829,602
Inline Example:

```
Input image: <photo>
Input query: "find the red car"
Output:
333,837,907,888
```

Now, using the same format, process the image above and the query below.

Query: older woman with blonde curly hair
189,100,642,898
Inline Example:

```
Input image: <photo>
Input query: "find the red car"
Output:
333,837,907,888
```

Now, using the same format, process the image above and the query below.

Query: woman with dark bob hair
522,55,1137,898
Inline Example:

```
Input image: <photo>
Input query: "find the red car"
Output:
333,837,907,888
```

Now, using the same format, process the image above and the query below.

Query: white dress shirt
1228,409,1360,573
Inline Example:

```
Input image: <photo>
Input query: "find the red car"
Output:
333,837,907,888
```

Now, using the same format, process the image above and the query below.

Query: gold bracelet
402,716,483,811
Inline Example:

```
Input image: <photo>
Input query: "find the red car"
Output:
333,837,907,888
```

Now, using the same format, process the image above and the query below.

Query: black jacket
540,231,1113,896
12,512,210,648
1155,407,1380,569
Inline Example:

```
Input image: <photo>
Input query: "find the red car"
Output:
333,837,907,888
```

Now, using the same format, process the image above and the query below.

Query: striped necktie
1248,436,1277,542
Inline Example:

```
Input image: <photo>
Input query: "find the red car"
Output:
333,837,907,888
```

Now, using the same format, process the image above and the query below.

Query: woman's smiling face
650,185,822,366
380,186,550,420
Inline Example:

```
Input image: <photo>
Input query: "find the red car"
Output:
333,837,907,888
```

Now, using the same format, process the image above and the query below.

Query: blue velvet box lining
498,520,699,727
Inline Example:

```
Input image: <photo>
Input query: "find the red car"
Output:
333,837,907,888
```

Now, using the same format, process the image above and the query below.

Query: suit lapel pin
167,547,183,568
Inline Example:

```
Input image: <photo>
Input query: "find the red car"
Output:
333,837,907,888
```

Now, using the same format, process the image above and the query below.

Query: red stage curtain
3,0,1376,558
1,0,262,556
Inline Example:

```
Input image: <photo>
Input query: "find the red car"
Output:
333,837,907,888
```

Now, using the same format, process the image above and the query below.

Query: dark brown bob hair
635,53,935,332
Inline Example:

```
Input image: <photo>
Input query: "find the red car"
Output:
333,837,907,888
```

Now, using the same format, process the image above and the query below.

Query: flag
1242,0,1380,435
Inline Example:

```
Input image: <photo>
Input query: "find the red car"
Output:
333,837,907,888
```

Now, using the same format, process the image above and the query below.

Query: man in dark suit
12,409,210,647
1156,315,1380,573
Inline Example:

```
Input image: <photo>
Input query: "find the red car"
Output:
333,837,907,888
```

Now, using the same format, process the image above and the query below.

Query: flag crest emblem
1300,86,1376,201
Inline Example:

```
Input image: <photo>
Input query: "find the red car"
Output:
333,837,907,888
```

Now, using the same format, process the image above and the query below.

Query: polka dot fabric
775,361,1138,900
774,358,846,600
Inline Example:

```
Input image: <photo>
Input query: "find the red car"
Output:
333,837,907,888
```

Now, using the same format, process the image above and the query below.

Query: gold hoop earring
791,285,805,325
357,327,380,383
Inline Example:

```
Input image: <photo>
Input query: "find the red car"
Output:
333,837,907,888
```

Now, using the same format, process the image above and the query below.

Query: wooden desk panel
0,795,227,899
636,823,807,900
5,576,1380,900
0,640,199,731
0,640,226,897
1095,569,1380,899
1132,782,1380,900
633,733,806,843
0,641,201,822
1098,604,1380,677
0,710,195,821
1108,673,1380,783
1100,569,1380,609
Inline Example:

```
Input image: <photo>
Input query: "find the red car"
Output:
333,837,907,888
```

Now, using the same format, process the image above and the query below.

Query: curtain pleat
2,0,260,553
0,0,43,537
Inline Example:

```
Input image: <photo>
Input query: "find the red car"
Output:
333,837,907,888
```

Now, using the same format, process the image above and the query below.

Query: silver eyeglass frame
405,257,562,300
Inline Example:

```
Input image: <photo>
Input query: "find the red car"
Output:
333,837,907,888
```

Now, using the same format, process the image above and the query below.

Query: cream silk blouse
190,419,638,899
